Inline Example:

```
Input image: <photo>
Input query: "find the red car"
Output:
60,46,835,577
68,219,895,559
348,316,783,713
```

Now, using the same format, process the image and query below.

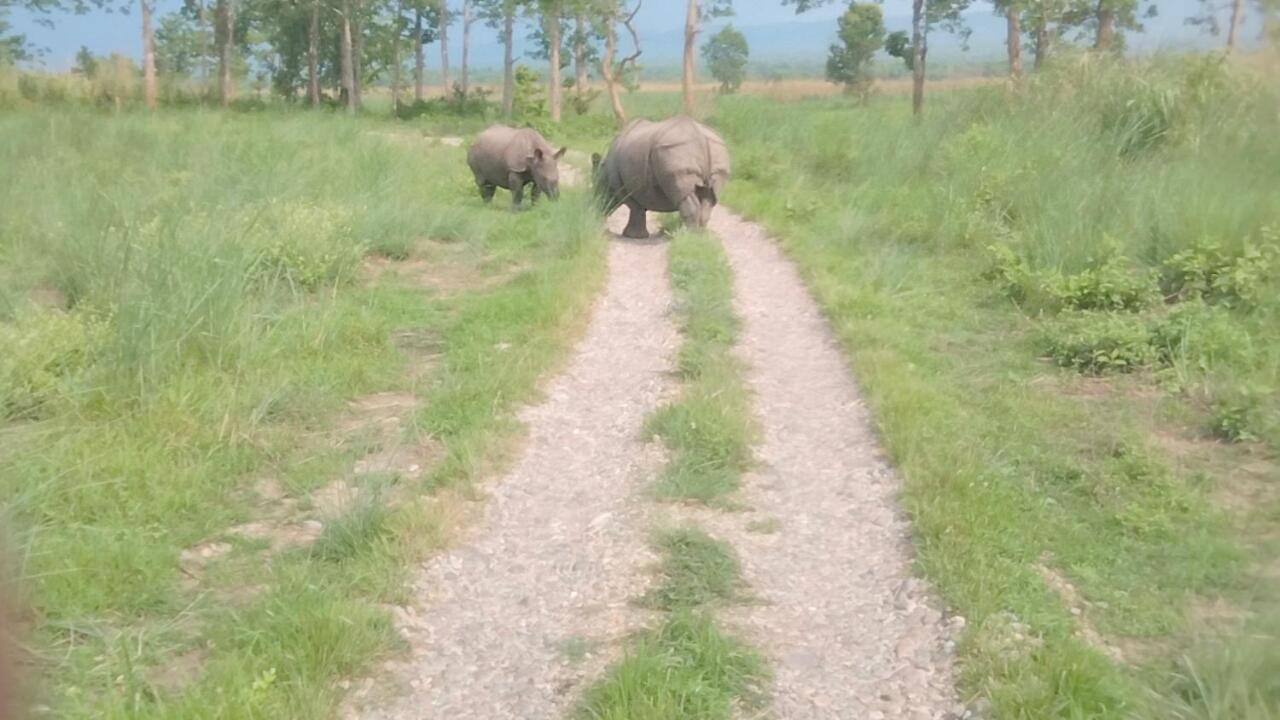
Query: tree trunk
461,0,471,96
308,0,320,106
141,0,157,109
1006,7,1023,78
1033,11,1049,70
1094,0,1114,50
574,12,587,95
1226,0,1244,49
198,0,210,91
601,17,626,124
217,0,236,107
340,0,356,113
439,0,450,95
682,0,697,115
392,0,402,113
414,10,424,101
548,4,562,121
352,2,364,109
502,5,514,117
911,0,925,117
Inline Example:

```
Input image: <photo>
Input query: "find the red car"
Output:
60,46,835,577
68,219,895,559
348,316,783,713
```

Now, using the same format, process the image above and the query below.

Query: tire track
345,211,677,720
698,206,964,720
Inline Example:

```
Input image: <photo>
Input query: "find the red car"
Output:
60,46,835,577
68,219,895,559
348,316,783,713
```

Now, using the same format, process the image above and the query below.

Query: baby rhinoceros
467,125,567,209
593,116,730,239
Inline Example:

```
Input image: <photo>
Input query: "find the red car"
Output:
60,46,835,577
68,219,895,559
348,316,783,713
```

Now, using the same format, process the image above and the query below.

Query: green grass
641,527,745,611
645,229,754,503
711,54,1279,718
0,108,604,717
574,611,767,720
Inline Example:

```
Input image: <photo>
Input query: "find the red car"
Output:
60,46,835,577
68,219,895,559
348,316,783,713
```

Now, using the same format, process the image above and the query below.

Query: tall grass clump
715,52,1278,718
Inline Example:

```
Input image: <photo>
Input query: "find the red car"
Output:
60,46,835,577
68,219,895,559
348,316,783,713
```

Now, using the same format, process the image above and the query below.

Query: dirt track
347,205,961,719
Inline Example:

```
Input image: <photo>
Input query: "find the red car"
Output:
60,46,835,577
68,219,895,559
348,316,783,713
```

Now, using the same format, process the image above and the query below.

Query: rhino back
605,119,679,211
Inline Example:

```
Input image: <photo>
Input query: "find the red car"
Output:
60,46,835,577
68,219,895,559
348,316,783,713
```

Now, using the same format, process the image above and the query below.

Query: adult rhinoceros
592,116,730,239
467,125,567,208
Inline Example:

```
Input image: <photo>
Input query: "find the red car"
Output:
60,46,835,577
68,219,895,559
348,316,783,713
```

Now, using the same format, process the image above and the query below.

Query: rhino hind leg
478,183,496,203
623,202,649,239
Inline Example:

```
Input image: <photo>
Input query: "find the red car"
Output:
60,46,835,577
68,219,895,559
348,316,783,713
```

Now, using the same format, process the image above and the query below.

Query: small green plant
1052,253,1158,313
1162,234,1278,310
0,307,109,418
1040,311,1157,374
1208,393,1261,443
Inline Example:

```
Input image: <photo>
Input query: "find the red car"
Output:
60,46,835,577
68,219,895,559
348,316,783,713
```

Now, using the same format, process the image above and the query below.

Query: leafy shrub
1162,233,1278,309
1052,254,1159,312
0,308,109,419
1148,301,1250,372
1208,393,1261,443
985,245,1156,312
247,201,364,291
1040,311,1157,374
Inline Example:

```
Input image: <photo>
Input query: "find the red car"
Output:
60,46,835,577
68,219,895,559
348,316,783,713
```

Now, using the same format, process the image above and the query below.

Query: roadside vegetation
715,53,1279,718
0,109,603,717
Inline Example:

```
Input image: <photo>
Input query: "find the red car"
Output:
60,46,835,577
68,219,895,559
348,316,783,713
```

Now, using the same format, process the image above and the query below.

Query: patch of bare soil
700,207,963,719
145,647,209,694
345,210,677,720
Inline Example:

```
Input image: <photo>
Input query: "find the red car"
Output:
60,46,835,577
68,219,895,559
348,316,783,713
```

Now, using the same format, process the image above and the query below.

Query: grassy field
0,109,604,717
2,47,1278,720
700,54,1279,718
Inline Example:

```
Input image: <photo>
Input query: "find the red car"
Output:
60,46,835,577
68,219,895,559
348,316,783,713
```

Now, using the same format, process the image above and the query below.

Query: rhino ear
533,148,545,162
591,152,602,170
555,146,568,160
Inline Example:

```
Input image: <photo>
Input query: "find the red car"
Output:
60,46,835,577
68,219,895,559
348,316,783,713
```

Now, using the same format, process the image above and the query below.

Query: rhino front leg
508,172,525,209
678,194,704,229
622,201,649,239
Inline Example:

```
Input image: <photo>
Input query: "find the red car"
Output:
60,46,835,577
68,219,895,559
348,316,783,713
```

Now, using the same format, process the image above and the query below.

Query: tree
701,24,746,93
1091,0,1155,51
215,0,237,105
73,44,98,75
438,0,449,94
787,0,970,116
538,0,564,120
1187,0,1247,50
993,0,1023,77
477,0,525,117
340,0,355,110
461,0,471,95
682,0,732,114
824,3,883,97
598,0,641,124
141,0,158,108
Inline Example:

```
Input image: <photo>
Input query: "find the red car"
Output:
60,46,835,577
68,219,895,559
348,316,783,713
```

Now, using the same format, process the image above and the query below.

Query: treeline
3,0,1278,120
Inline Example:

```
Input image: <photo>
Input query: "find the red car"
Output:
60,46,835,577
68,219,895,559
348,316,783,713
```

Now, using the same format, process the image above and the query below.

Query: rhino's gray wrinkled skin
592,116,730,239
467,125,567,208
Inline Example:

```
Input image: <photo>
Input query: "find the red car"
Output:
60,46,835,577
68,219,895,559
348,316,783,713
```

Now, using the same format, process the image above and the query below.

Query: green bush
247,201,364,291
1162,233,1278,310
1053,253,1159,312
1208,391,1262,443
1148,301,1251,372
0,307,109,418
1040,311,1157,374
